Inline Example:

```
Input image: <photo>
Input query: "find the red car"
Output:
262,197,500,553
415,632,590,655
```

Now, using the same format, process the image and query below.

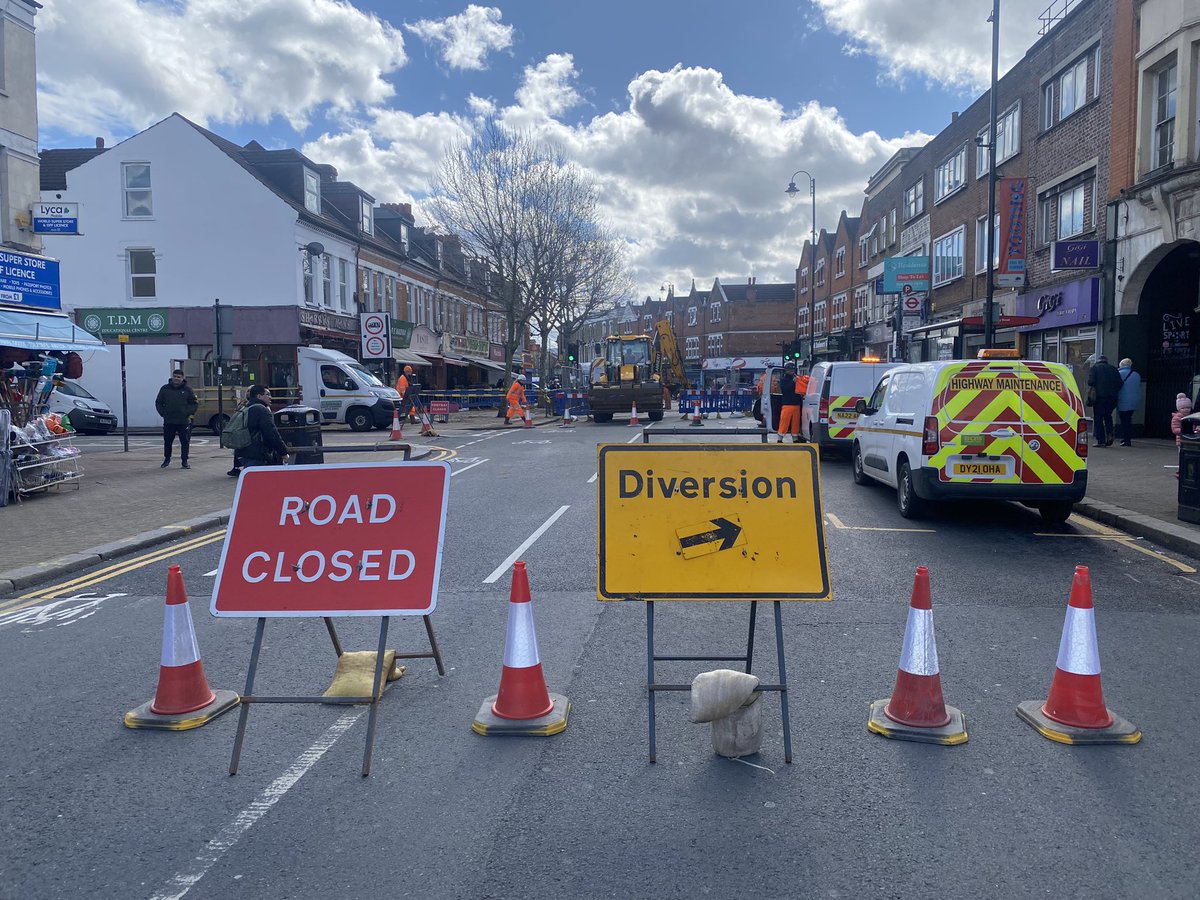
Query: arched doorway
1126,241,1200,437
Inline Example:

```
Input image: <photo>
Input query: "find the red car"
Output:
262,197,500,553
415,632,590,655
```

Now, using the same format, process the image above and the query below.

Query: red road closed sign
211,461,451,617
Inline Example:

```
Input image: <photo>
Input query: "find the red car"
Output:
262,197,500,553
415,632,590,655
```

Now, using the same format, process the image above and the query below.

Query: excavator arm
653,320,689,391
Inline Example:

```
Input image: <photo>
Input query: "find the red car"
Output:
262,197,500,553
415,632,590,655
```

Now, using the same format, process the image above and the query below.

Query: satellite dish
304,241,325,256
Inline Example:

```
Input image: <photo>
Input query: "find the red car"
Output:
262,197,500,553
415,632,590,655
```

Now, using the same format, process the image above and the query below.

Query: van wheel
209,414,228,435
852,442,871,485
593,412,613,424
647,410,664,422
346,407,373,432
1039,501,1074,526
896,460,925,519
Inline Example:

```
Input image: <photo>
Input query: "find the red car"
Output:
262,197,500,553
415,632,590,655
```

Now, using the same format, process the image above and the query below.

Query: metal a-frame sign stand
598,427,831,764
212,460,452,777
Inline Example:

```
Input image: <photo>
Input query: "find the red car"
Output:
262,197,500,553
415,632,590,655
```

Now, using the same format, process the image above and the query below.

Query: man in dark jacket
155,369,198,469
240,385,289,468
1088,355,1124,447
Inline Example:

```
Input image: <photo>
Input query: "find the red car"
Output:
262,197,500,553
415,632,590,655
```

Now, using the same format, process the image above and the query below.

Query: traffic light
566,342,578,362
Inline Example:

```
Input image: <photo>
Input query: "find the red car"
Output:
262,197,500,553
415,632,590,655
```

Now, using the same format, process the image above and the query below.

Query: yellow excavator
586,321,689,423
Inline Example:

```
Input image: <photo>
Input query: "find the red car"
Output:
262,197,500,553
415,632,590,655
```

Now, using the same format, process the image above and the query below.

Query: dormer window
304,169,321,214
360,198,373,235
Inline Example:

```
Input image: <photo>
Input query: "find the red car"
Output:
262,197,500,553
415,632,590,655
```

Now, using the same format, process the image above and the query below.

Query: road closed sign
211,461,451,617
597,444,830,601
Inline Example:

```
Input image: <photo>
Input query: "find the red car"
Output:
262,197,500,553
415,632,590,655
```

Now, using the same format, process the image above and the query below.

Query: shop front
1016,276,1100,405
411,325,459,390
812,333,849,362
448,333,506,387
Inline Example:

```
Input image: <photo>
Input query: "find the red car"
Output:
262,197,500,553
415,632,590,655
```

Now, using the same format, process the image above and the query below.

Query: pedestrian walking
1115,357,1142,447
155,368,198,469
238,385,289,468
395,365,415,421
505,374,527,425
1087,355,1123,447
777,361,804,443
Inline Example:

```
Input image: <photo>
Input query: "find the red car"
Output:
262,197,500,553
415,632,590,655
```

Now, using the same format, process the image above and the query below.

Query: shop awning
418,352,468,368
392,348,429,366
0,307,108,352
461,354,506,372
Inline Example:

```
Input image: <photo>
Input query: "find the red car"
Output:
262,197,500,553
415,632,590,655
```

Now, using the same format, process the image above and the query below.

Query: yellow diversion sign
597,444,831,601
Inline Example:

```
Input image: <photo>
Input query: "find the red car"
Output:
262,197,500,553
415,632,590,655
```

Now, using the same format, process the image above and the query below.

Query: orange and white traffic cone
124,565,239,730
522,405,534,428
472,561,570,736
559,401,575,427
627,402,640,426
1017,565,1141,744
389,408,404,441
868,566,967,745
690,399,704,427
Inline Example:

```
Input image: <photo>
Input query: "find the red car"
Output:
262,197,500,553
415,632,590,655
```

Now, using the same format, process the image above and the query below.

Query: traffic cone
559,401,575,427
522,405,534,428
627,401,640,426
473,561,570,736
1017,566,1141,744
868,566,967,745
690,399,704,427
388,408,404,441
125,565,239,730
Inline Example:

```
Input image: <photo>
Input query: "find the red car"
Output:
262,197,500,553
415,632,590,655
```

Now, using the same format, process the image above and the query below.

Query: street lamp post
785,171,817,362
984,0,1001,349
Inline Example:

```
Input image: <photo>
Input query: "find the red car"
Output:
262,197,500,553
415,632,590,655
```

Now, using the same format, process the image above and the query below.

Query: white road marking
450,459,488,476
625,433,642,444
149,711,363,900
825,513,935,534
203,569,218,577
483,505,571,584
588,472,598,484
0,592,126,631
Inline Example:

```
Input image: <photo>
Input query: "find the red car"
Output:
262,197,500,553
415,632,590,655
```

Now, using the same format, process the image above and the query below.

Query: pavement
2,408,1197,592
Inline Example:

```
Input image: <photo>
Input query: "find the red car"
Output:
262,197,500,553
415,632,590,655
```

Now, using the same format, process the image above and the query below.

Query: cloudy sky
36,0,1053,301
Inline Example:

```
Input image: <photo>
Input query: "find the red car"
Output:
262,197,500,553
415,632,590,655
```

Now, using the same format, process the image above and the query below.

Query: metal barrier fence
676,390,756,415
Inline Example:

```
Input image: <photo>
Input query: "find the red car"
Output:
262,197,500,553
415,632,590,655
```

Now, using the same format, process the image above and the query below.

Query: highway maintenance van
296,345,400,431
850,351,1088,525
802,359,901,450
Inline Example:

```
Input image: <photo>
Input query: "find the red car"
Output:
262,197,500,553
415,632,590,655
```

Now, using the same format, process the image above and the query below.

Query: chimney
95,137,105,149
951,111,958,123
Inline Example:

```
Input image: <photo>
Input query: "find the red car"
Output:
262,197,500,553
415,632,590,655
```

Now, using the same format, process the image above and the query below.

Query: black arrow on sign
679,517,742,551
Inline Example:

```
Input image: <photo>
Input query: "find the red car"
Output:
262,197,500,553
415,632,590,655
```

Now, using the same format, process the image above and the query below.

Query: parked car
47,379,118,435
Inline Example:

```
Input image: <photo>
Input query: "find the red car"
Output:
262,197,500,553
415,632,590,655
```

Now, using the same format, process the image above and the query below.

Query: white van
47,379,118,435
802,360,901,451
851,352,1089,525
296,345,401,431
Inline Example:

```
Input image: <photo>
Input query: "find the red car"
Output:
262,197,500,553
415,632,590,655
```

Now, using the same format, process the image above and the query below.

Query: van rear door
1012,361,1085,486
827,363,895,440
929,360,1025,484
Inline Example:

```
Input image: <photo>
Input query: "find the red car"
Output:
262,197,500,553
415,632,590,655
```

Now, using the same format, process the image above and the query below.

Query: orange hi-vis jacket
506,380,527,417
395,374,408,397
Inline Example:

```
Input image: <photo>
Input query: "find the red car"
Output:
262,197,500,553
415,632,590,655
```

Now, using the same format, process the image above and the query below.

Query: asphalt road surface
3,421,1199,899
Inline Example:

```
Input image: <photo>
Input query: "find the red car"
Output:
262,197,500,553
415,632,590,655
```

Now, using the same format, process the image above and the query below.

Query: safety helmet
516,374,526,383
403,365,413,374
784,361,797,371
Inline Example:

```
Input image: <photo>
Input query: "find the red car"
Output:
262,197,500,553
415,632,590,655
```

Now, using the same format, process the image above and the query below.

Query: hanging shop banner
78,308,169,336
0,249,61,310
391,318,415,349
997,177,1028,288
883,256,929,293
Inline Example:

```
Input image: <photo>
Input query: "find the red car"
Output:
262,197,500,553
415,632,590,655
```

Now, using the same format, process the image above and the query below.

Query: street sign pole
118,334,130,453
984,0,1001,349
215,299,224,427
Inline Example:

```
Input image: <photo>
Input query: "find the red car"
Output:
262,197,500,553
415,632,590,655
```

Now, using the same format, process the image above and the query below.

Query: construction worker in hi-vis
505,374,528,425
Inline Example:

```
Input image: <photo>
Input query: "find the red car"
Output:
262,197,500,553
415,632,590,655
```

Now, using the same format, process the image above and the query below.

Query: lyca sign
79,308,169,336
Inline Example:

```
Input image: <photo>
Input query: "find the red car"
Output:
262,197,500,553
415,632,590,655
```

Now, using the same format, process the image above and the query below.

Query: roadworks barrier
689,669,763,758
868,565,968,746
124,564,239,731
473,561,570,736
1017,565,1141,745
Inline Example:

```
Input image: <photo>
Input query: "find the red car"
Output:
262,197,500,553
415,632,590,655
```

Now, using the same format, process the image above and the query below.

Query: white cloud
38,0,406,139
405,5,513,71
813,0,1047,90
509,54,583,123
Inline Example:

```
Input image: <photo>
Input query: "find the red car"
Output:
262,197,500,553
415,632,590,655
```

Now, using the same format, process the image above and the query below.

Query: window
1153,62,1177,170
835,246,846,277
360,198,373,235
1039,179,1091,243
976,103,1022,177
338,259,350,312
854,286,869,327
322,256,332,307
128,249,156,298
975,214,1000,273
904,178,924,220
706,334,723,356
935,144,967,202
304,169,321,214
710,302,721,323
832,293,847,330
889,208,897,244
1043,47,1098,129
815,258,826,287
122,163,153,218
687,306,697,326
799,266,809,293
933,226,965,286
798,306,810,337
644,315,652,330
685,336,700,359
858,236,870,267
813,300,827,332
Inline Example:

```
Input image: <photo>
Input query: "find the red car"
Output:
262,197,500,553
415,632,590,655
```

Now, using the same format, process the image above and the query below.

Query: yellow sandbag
322,650,406,701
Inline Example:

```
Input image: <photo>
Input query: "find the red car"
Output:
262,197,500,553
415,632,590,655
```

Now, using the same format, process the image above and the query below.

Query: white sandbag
689,669,761,723
711,693,763,758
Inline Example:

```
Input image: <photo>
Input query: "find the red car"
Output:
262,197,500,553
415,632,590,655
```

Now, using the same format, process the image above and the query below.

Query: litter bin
1177,412,1200,523
274,405,323,465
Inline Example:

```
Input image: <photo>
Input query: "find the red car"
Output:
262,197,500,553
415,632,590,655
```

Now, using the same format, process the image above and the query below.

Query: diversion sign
597,444,830,601
211,461,451,617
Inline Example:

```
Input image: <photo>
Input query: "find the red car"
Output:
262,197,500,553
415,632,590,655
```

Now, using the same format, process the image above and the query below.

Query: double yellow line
0,529,228,615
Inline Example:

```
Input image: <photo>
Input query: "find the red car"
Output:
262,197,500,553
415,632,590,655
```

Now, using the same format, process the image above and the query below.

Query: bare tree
429,121,614,400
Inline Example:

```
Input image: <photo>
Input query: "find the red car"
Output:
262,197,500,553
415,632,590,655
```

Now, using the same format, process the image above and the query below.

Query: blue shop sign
1052,240,1100,270
883,256,930,293
0,249,61,310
